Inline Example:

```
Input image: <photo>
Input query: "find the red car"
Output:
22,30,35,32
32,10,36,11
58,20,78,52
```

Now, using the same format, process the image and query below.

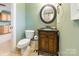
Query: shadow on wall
73,20,79,27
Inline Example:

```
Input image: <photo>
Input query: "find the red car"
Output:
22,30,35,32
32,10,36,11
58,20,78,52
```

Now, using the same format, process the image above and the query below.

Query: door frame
11,3,16,51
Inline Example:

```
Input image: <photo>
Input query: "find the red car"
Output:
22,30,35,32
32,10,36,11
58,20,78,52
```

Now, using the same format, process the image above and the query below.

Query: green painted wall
16,3,57,43
57,3,79,56
25,3,57,34
16,3,26,42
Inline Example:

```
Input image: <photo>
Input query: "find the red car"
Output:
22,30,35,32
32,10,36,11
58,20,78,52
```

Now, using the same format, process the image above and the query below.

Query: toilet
17,30,34,55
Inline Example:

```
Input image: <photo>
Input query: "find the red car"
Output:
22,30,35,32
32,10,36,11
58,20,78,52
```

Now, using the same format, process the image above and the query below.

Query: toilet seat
17,39,30,48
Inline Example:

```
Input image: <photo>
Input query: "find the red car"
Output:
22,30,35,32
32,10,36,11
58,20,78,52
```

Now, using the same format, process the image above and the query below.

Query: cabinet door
39,37,48,52
48,38,54,53
48,32,57,53
38,31,48,52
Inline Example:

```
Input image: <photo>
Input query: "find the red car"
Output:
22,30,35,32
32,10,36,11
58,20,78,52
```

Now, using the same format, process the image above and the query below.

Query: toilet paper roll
34,35,38,40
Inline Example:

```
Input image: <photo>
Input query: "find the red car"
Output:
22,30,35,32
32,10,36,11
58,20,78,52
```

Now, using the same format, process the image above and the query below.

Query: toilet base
21,46,32,56
15,47,21,56
20,46,27,55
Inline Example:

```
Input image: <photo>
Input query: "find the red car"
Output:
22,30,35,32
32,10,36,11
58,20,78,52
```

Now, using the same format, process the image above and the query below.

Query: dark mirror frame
40,4,57,24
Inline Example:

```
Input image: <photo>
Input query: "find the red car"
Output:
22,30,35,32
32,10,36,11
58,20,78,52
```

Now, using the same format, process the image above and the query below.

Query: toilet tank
25,30,34,39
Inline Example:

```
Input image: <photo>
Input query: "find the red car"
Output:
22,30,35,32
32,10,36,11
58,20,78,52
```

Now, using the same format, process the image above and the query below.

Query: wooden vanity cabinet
38,29,59,56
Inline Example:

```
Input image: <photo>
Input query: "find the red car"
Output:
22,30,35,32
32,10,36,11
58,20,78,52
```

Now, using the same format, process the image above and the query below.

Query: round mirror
40,4,56,24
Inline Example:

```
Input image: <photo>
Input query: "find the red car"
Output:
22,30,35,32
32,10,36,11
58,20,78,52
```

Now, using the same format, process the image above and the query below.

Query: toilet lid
17,39,30,48
18,39,30,45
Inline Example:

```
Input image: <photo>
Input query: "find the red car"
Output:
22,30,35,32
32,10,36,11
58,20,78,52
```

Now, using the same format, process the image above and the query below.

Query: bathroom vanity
38,28,59,56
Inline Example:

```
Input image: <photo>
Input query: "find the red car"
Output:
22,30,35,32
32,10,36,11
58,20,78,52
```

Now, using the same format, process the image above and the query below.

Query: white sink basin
42,28,53,31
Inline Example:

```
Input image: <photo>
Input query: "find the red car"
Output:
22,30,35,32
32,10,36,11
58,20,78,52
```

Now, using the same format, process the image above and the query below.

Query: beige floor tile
0,40,38,56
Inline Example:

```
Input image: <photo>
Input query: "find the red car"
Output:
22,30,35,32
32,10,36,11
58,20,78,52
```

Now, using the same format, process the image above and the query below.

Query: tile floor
0,39,12,56
11,47,38,56
0,40,38,56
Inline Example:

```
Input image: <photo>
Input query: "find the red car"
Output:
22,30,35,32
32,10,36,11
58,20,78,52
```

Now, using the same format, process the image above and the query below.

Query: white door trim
11,3,16,51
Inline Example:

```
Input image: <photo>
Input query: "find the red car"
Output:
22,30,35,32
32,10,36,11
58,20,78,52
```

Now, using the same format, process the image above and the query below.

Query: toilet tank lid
25,30,34,32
